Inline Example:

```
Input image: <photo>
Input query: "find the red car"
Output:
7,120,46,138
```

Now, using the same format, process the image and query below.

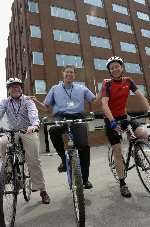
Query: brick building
5,0,150,145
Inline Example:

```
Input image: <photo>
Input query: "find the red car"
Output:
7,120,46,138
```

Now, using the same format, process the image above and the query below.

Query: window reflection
51,6,76,21
124,62,142,74
56,54,83,68
32,52,44,65
53,30,80,44
94,58,107,70
116,22,133,34
120,42,137,53
90,36,111,49
112,3,128,15
86,15,107,28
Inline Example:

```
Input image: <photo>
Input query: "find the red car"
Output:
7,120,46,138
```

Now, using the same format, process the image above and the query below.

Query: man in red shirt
101,56,150,198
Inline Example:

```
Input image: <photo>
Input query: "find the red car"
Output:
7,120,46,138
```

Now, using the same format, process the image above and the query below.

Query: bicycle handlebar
117,112,150,125
42,117,94,126
0,128,27,134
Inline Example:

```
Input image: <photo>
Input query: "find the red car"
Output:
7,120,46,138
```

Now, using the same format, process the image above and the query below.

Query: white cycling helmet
6,77,23,88
106,56,124,70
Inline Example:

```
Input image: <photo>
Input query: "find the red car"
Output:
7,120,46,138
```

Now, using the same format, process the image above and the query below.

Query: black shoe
120,185,131,198
40,191,50,204
57,163,66,172
84,181,93,189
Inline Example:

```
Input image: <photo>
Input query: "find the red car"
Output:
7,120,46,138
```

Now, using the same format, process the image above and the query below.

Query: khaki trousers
0,132,45,191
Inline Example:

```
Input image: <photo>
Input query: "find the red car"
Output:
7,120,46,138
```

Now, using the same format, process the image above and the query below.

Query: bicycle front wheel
134,141,150,193
1,156,17,227
71,150,85,227
23,162,31,202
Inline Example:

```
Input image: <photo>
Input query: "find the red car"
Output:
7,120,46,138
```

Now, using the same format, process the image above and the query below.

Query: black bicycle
44,117,93,227
108,113,150,194
0,159,6,227
0,129,31,227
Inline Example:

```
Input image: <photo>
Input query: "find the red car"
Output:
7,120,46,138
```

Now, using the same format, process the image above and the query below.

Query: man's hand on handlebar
27,125,39,134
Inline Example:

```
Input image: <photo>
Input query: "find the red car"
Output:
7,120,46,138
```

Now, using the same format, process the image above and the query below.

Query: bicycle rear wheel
1,156,18,227
71,150,85,227
134,141,150,193
23,162,31,202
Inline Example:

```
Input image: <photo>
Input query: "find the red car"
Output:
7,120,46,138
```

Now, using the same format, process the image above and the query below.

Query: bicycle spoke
2,157,17,227
71,150,85,227
23,162,31,202
135,141,150,193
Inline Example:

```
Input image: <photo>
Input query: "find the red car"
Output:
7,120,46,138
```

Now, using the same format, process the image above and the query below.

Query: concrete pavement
15,146,150,227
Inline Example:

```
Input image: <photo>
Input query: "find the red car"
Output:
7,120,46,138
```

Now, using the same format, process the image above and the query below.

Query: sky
0,1,13,100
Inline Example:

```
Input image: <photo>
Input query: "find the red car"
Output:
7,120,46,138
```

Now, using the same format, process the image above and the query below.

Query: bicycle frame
63,123,81,190
118,113,150,174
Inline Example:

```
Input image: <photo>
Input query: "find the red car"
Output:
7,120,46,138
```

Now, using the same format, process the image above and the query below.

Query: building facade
5,0,150,113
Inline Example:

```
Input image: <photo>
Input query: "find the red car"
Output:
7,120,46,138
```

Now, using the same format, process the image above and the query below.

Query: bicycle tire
0,159,6,227
23,162,31,202
1,155,18,227
71,150,85,227
134,141,150,194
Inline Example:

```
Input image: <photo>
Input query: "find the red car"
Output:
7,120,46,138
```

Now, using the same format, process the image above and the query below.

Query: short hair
62,65,76,73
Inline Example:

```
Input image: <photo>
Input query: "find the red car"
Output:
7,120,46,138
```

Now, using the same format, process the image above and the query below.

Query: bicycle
44,117,93,227
0,129,31,227
108,113,150,194
0,159,6,227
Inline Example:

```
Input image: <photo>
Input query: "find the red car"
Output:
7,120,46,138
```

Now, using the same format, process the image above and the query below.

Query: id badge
67,101,75,107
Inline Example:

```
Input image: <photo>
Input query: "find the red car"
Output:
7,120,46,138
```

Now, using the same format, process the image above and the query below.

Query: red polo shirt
101,77,137,117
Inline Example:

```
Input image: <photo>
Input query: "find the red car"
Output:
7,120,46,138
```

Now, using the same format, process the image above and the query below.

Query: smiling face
8,83,22,98
109,61,124,80
63,66,76,85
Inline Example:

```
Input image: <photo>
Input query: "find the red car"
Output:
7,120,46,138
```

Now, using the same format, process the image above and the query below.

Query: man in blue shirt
33,65,96,189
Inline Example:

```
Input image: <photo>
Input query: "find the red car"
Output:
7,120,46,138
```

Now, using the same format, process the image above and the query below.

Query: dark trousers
49,123,90,183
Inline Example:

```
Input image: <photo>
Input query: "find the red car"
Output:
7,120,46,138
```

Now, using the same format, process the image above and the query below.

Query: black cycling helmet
106,56,124,70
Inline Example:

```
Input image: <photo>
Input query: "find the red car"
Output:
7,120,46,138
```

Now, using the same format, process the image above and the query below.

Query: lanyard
11,99,22,118
62,84,73,100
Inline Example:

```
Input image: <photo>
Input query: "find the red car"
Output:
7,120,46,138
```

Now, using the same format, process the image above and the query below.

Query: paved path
14,146,150,227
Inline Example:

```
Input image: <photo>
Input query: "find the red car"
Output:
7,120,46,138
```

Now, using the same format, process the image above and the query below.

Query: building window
134,0,145,5
56,54,83,68
94,58,107,70
141,29,150,38
137,11,150,22
124,62,142,74
116,22,133,34
98,82,102,92
30,25,41,38
28,1,39,13
120,42,137,53
34,80,47,94
112,3,128,15
53,30,80,44
86,15,107,28
51,6,76,21
84,0,103,7
32,52,44,65
145,47,150,56
137,85,146,96
90,36,111,49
